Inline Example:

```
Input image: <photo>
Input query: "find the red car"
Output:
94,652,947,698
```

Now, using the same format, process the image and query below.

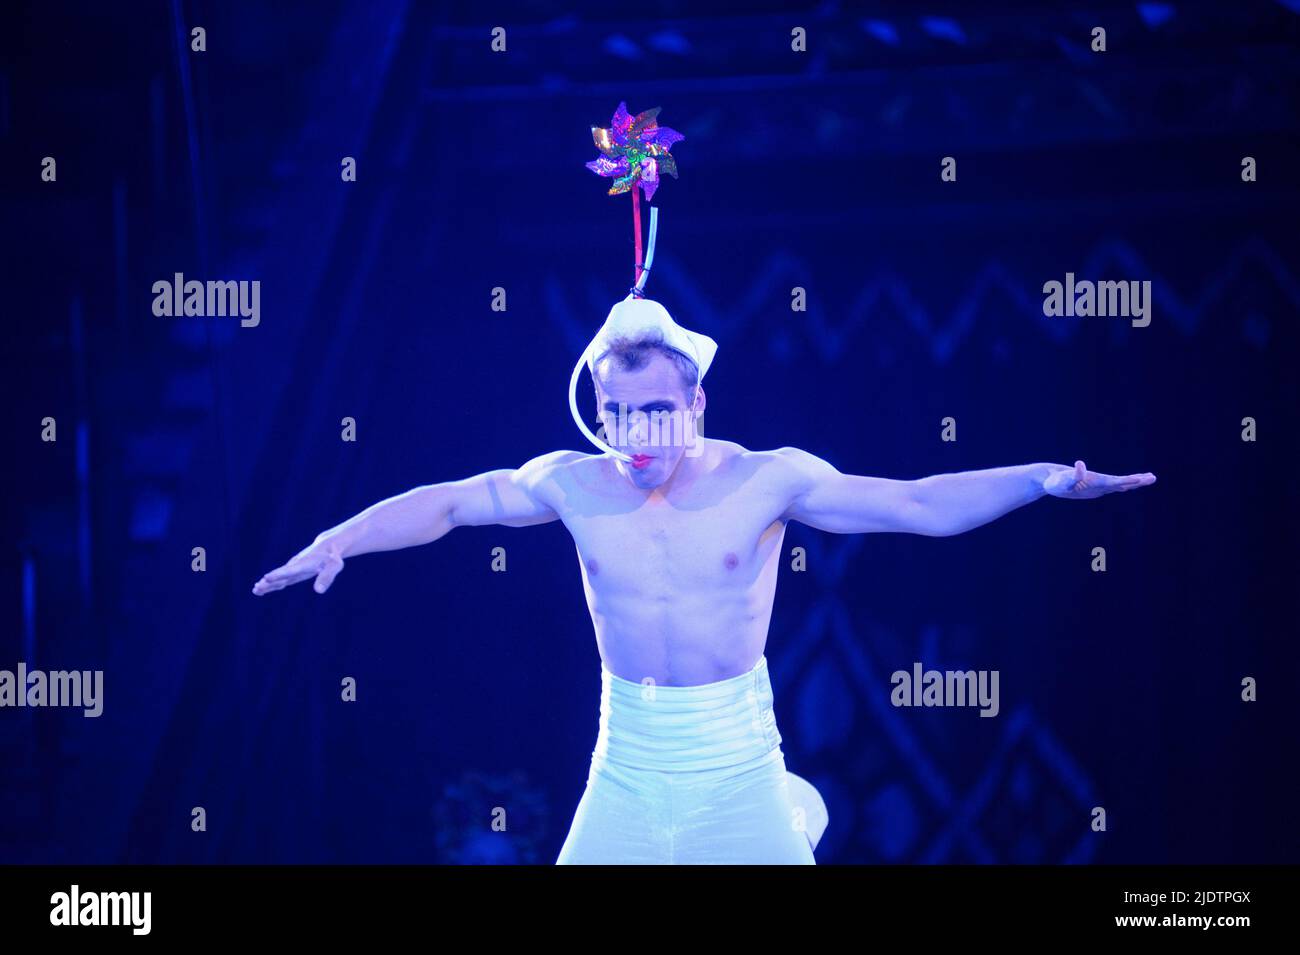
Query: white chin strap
569,350,633,462
570,206,662,462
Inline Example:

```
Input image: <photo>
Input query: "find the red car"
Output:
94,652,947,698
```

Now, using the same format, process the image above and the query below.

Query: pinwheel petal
586,156,630,177
591,126,617,157
643,125,683,149
637,158,658,200
609,169,639,194
611,101,632,143
629,106,662,137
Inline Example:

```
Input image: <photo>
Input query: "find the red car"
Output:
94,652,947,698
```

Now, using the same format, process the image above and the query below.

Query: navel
723,552,739,570
587,559,600,576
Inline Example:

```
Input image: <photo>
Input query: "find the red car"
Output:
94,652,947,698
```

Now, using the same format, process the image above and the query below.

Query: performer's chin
622,456,663,487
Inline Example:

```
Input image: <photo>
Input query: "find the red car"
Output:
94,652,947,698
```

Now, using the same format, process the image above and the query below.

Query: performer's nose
627,415,650,446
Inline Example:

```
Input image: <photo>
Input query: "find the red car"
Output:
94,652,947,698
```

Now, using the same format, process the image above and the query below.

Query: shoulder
728,444,840,497
516,449,597,484
745,445,838,480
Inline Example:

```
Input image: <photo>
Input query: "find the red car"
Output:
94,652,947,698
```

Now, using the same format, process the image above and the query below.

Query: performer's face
594,353,703,489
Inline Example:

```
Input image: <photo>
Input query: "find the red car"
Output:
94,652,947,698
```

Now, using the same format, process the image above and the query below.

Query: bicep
778,449,923,534
446,457,562,528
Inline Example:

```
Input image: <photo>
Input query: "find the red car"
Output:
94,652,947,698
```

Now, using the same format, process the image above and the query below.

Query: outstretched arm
252,450,567,595
776,448,1155,537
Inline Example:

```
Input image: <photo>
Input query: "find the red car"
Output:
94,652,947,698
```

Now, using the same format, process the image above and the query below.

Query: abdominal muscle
576,521,786,687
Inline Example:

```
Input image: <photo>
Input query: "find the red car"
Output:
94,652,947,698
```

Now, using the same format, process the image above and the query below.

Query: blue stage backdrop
3,1,1298,864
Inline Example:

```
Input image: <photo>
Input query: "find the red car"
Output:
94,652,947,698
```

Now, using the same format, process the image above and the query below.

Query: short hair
592,327,699,403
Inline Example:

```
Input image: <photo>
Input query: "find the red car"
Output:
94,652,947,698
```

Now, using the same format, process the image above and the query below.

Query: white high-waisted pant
556,655,827,864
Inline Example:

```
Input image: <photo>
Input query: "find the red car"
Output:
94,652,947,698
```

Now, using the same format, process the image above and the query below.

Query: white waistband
592,655,784,772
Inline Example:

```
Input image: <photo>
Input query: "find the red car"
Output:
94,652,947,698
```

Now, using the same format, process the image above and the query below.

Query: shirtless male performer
252,294,1156,864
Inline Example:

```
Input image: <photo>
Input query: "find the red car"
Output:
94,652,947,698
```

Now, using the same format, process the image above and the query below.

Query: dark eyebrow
602,400,678,412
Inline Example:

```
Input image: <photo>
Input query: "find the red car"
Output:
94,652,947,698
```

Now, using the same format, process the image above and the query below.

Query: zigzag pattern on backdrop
776,534,1099,863
547,237,1297,365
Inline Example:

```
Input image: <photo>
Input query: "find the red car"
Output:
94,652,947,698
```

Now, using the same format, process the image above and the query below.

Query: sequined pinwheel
586,102,684,291
586,101,683,202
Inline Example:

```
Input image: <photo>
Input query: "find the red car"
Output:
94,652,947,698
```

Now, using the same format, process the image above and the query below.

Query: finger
260,562,302,583
1110,473,1156,493
265,553,323,583
253,573,287,594
264,567,313,588
1074,460,1086,485
313,556,344,594
255,559,320,593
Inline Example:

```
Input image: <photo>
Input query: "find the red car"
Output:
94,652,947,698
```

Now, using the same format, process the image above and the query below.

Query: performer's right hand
252,536,345,596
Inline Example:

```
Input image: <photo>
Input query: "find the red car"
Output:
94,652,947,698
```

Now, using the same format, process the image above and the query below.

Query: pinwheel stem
632,188,644,287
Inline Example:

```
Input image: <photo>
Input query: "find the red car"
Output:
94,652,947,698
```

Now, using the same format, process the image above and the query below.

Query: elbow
900,483,935,536
906,493,959,537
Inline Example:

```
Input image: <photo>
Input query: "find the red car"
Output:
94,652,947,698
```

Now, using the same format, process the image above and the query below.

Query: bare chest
563,494,786,592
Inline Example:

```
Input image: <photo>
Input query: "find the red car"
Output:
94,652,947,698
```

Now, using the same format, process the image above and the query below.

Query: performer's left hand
1042,460,1156,499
